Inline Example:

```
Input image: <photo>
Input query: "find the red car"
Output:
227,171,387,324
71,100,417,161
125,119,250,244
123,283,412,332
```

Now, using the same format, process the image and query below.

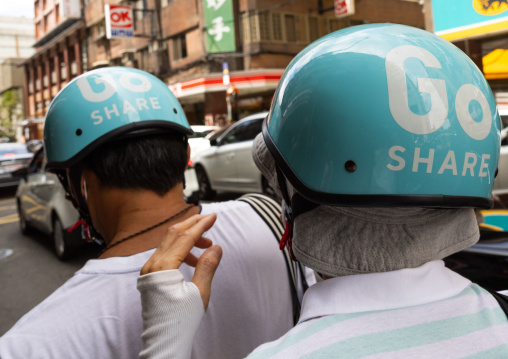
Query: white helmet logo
386,45,491,141
76,72,153,103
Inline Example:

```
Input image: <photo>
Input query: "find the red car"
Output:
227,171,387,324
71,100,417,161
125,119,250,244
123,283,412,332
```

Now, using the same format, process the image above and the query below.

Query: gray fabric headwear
252,133,479,277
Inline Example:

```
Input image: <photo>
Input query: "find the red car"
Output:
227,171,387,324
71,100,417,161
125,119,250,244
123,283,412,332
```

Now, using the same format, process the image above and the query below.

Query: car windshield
189,129,216,139
209,125,231,141
0,144,29,156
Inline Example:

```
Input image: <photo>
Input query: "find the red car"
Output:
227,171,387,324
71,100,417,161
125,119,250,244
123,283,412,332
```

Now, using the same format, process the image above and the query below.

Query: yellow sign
473,0,508,16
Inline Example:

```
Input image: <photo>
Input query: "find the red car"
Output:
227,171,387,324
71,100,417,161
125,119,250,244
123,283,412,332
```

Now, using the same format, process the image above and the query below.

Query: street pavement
0,188,238,336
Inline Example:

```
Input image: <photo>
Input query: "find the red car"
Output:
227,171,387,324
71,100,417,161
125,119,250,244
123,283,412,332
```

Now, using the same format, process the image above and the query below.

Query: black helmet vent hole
345,160,357,173
76,129,83,136
173,108,178,114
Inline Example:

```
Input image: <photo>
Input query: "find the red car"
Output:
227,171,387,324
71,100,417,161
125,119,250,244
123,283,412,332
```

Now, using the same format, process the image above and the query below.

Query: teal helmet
42,67,193,244
264,23,501,209
44,66,192,169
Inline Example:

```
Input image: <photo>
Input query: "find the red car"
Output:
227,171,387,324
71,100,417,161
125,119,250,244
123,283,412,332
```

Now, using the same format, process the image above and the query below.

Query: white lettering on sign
206,0,226,11
385,45,492,141
208,17,231,41
387,145,490,177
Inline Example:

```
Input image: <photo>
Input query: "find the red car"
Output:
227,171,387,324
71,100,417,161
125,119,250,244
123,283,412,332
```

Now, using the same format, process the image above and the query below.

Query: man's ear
80,168,97,200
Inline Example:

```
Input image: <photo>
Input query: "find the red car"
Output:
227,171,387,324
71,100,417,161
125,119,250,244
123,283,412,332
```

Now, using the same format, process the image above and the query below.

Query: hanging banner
105,4,134,39
432,0,508,42
61,0,81,19
335,0,355,18
203,0,236,53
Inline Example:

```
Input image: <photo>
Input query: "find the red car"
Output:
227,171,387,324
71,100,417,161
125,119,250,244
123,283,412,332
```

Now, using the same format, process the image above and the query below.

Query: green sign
203,0,236,53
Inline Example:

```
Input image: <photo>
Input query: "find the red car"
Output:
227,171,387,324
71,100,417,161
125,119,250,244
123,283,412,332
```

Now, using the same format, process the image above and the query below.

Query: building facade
0,16,35,141
22,0,426,140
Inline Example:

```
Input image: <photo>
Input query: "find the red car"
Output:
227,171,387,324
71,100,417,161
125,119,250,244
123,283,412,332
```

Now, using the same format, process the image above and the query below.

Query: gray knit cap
252,133,479,277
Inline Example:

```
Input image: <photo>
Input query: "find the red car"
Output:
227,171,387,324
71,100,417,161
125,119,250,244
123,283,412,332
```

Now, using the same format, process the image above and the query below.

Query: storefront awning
169,69,283,103
483,49,508,80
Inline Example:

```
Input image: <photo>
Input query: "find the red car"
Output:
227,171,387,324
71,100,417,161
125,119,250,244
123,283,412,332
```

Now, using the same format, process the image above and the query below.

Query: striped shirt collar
299,260,471,323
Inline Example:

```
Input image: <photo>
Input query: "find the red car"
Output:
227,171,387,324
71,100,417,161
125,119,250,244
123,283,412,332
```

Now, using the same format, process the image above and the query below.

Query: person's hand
141,213,222,310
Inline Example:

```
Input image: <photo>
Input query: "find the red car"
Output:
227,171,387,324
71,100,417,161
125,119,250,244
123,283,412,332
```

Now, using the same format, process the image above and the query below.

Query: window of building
55,4,60,24
44,14,49,33
60,53,67,81
110,57,122,66
35,1,40,17
308,16,319,42
259,12,270,41
161,0,174,7
35,70,41,91
28,74,34,94
42,64,48,88
159,46,170,74
82,38,88,72
136,0,148,19
271,13,283,41
51,64,56,85
139,47,150,72
285,14,297,42
242,10,348,46
328,18,348,33
173,33,187,61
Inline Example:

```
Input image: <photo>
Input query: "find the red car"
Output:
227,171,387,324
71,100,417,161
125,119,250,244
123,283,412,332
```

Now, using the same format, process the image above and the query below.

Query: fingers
140,213,217,275
192,245,223,311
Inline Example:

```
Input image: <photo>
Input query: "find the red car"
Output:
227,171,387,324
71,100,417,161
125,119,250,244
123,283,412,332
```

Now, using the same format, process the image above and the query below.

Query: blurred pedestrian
136,24,508,358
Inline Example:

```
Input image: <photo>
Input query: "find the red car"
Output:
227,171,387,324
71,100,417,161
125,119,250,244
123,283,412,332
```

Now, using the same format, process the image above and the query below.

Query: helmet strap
276,166,297,260
66,165,105,246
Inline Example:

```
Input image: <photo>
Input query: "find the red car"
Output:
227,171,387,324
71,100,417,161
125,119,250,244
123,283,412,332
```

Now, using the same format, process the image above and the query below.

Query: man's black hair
82,133,188,196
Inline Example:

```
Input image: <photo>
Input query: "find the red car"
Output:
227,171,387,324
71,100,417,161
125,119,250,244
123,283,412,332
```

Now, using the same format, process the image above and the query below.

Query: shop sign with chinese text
203,0,236,53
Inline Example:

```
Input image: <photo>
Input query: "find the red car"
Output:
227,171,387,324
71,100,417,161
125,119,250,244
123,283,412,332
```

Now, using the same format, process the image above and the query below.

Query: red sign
335,0,355,18
105,4,134,38
109,5,132,28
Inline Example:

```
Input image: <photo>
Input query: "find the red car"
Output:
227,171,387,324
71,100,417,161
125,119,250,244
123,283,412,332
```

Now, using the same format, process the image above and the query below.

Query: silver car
0,143,33,188
191,112,275,200
16,147,85,260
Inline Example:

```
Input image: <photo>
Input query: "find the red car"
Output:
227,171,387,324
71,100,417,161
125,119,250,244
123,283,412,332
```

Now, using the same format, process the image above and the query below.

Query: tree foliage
0,89,22,141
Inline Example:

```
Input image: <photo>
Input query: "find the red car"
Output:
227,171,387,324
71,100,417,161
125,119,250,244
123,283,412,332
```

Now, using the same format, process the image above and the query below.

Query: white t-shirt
137,260,508,358
0,200,312,359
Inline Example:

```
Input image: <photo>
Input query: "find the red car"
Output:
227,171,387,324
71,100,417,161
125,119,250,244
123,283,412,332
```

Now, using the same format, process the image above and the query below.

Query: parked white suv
191,112,274,200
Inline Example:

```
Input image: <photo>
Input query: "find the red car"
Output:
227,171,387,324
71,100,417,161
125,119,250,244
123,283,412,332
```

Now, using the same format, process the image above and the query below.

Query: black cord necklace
98,204,194,256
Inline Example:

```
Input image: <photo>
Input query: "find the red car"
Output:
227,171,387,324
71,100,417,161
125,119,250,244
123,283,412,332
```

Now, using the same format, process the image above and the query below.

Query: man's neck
94,185,200,258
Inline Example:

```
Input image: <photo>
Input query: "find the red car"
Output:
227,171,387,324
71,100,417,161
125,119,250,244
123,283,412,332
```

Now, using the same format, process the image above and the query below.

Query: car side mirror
210,138,219,146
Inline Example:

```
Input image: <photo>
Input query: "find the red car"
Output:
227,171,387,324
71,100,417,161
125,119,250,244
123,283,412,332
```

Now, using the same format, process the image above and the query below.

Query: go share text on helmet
385,45,494,178
76,71,161,125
